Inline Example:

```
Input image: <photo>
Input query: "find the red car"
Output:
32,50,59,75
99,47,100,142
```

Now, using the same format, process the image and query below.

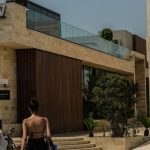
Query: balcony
26,6,130,60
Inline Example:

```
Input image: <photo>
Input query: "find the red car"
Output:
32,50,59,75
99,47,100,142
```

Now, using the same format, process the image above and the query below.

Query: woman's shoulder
42,117,49,122
22,118,28,126
22,116,33,124
23,117,31,122
22,116,49,124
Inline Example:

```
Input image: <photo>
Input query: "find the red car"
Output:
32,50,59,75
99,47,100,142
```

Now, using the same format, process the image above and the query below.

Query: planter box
88,136,150,150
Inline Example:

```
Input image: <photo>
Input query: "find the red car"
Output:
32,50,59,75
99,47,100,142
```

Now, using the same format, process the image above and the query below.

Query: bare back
25,115,46,139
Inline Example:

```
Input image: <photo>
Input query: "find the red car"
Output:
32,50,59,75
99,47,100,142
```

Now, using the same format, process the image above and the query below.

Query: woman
21,99,53,150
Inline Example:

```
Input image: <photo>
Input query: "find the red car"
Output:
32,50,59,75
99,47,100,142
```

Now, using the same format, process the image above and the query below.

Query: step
13,137,102,150
13,137,84,142
55,140,90,145
12,137,22,142
13,142,21,146
71,147,102,150
53,137,84,142
14,140,91,147
58,143,96,150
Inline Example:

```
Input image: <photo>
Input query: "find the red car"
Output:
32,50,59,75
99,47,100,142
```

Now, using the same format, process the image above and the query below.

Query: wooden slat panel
133,35,146,55
16,49,36,123
36,51,83,133
17,49,83,133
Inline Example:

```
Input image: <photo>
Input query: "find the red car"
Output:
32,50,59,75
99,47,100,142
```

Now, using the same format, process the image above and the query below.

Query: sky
31,0,147,38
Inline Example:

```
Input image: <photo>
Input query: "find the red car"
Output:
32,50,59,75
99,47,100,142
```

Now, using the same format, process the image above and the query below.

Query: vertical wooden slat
17,49,36,123
133,35,146,55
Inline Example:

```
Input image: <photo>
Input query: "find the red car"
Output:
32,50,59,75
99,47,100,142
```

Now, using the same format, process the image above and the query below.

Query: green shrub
139,117,150,128
101,28,113,41
84,118,98,132
92,73,137,137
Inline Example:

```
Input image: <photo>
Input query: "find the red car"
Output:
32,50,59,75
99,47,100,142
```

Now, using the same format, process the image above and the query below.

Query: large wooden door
17,49,83,133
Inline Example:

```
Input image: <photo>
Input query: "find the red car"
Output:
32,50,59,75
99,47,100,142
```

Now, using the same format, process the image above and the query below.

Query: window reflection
27,1,61,37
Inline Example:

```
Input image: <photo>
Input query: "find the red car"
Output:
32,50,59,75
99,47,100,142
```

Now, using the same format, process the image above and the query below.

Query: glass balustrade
26,8,130,60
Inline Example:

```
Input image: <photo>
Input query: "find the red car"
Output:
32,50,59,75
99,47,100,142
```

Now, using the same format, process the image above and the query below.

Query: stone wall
135,59,147,113
0,46,17,124
113,30,133,50
88,136,150,150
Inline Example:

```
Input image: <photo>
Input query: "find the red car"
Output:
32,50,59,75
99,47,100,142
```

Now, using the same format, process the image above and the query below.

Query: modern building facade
0,0,148,134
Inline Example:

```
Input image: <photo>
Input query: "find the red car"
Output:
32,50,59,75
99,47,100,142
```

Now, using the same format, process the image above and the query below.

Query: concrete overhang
130,51,145,60
0,42,31,49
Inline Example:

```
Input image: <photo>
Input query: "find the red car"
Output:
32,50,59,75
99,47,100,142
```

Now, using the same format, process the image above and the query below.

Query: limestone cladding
113,30,133,50
135,60,147,113
0,47,17,124
88,136,150,150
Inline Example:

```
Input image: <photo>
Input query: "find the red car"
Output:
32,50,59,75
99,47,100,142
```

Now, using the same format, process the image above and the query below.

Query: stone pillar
135,59,147,114
0,47,17,124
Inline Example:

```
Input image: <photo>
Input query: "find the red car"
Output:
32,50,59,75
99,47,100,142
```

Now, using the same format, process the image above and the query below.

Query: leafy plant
83,69,108,119
138,116,150,136
92,73,137,137
139,117,150,128
84,118,99,137
101,28,113,41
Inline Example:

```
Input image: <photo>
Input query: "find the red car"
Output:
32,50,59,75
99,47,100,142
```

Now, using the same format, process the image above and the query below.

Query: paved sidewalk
132,141,150,150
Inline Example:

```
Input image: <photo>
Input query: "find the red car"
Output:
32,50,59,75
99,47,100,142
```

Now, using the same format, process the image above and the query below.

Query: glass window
26,1,61,37
27,1,60,21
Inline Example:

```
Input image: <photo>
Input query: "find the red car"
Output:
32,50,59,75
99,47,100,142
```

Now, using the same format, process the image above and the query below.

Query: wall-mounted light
0,79,8,88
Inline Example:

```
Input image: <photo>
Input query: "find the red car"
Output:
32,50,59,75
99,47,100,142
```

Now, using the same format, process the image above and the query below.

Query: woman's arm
21,119,27,150
44,117,52,140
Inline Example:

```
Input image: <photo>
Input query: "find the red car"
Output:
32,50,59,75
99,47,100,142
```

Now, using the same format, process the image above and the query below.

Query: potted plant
100,28,113,41
84,118,98,137
138,116,150,136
